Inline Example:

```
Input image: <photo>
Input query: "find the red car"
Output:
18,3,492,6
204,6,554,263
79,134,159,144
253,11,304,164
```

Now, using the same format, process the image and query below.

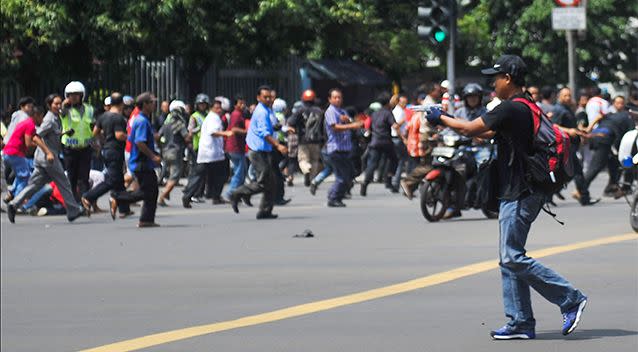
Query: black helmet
462,83,483,98
195,93,210,105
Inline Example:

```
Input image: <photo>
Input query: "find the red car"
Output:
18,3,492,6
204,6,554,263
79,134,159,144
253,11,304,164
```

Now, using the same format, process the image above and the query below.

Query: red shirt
125,106,141,153
3,117,36,157
225,109,246,153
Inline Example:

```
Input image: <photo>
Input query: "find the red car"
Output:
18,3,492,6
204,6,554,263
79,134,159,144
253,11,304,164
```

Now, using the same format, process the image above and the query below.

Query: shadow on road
536,329,638,340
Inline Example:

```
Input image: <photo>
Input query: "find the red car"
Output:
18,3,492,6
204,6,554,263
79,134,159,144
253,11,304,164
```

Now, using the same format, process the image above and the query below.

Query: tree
457,0,638,87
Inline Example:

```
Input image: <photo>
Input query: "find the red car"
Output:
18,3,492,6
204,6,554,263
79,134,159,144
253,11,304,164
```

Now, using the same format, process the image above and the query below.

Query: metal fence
1,56,302,117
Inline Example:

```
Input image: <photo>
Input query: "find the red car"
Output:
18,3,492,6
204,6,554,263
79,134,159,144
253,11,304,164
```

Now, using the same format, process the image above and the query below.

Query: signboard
552,7,586,30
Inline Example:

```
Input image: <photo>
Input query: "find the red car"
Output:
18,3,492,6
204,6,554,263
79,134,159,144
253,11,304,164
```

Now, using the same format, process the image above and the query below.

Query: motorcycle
419,130,499,222
620,162,638,232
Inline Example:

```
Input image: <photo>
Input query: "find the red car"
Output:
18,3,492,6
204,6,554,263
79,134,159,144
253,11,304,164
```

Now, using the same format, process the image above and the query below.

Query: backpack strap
512,97,542,134
541,201,565,226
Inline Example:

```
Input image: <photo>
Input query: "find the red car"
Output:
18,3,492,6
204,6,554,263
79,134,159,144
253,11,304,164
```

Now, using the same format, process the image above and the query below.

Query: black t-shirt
97,111,127,153
369,108,395,147
481,95,534,200
596,111,634,148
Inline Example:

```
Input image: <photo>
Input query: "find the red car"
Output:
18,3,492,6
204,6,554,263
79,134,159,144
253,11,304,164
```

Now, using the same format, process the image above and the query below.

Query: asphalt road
1,176,637,352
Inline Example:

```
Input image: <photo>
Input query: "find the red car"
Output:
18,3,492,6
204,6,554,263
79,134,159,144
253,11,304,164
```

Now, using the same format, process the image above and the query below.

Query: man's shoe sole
491,334,534,340
564,299,587,335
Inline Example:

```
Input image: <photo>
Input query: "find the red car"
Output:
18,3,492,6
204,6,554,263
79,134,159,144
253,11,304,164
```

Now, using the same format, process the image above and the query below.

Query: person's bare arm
231,127,247,135
115,131,127,141
136,141,161,164
557,125,585,138
332,121,363,131
265,135,288,154
92,126,102,138
586,114,604,133
212,130,233,138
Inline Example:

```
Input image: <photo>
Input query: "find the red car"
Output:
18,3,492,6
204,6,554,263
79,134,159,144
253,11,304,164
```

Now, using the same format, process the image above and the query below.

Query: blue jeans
499,192,586,331
392,138,409,187
328,151,353,202
225,152,247,198
4,154,32,196
22,183,53,210
312,149,333,185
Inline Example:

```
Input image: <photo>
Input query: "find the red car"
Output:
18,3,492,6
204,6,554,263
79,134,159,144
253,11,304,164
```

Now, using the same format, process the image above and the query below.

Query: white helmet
169,100,186,112
215,96,231,112
272,98,287,113
64,81,86,99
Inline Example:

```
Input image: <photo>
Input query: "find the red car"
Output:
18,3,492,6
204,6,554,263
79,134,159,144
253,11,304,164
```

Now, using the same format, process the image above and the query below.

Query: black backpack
303,108,325,143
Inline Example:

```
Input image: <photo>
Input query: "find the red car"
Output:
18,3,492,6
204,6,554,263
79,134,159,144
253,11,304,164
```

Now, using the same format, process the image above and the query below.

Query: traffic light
417,0,453,45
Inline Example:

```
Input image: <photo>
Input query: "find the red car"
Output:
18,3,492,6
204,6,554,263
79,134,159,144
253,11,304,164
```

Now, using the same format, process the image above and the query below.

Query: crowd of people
1,72,637,226
3,54,638,339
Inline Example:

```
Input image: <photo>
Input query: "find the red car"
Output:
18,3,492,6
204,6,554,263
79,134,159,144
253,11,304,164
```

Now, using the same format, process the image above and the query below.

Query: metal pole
566,29,576,100
446,2,456,114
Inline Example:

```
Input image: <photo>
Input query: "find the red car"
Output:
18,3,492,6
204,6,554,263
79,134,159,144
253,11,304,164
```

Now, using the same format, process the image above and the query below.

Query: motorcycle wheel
630,194,638,233
420,179,449,222
481,205,499,219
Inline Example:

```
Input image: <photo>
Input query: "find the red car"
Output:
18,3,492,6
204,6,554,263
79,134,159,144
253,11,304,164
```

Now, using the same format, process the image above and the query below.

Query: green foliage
460,0,638,85
1,0,635,92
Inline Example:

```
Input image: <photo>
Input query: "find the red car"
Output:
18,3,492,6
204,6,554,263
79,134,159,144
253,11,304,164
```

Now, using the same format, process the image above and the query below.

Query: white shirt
618,129,638,164
197,112,225,163
391,105,405,137
585,96,610,127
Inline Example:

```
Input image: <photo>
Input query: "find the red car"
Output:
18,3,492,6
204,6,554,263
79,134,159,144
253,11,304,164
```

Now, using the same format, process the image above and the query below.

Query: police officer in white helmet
61,81,95,202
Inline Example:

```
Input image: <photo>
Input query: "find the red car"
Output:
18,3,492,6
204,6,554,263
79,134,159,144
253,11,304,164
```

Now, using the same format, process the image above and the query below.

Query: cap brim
481,68,501,75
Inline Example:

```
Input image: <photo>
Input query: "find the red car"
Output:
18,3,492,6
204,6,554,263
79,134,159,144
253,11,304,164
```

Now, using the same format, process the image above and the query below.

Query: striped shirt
324,104,352,153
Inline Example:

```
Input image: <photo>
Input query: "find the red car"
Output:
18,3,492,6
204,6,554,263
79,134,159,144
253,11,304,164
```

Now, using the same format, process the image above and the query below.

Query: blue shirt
324,104,352,153
128,112,156,172
246,102,274,152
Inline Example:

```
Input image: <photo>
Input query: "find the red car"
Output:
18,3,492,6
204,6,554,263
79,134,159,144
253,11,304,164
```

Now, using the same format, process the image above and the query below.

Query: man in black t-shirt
426,55,587,340
584,96,635,198
81,92,132,216
360,92,400,195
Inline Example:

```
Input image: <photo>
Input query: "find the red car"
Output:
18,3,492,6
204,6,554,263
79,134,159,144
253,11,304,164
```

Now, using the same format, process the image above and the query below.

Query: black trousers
63,147,92,201
232,150,275,214
583,144,613,197
364,144,398,185
328,151,354,202
271,150,286,201
112,170,158,223
570,148,588,201
182,159,227,201
82,148,130,213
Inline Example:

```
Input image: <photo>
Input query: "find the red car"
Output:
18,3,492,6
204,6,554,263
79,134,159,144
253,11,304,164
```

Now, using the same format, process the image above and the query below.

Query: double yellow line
80,233,638,352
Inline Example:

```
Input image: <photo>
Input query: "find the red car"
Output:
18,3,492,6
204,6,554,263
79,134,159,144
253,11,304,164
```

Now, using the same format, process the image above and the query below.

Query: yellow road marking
79,233,638,352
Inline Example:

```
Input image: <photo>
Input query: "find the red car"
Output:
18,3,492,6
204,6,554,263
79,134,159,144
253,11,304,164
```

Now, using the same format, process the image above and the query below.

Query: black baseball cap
481,55,527,80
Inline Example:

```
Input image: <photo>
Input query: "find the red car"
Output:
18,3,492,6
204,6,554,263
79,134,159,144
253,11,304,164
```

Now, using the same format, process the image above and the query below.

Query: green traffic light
434,31,446,43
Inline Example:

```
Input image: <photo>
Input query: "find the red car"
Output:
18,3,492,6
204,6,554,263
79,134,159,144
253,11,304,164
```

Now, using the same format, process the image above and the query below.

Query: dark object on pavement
293,229,314,238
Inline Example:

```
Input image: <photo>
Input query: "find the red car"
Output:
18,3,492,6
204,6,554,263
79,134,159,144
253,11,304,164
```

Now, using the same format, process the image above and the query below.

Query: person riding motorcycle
441,83,490,219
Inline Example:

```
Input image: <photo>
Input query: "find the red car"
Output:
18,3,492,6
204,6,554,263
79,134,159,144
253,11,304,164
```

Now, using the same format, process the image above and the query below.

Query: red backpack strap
513,97,541,134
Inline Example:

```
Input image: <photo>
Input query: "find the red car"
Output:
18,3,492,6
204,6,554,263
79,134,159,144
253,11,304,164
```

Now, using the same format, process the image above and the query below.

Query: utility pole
566,29,576,100
446,1,457,114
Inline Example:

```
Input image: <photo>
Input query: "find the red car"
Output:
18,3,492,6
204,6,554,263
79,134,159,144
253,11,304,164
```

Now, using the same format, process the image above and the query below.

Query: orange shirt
406,112,422,157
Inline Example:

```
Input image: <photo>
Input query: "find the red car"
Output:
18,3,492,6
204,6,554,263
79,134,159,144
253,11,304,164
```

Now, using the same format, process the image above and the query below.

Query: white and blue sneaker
490,325,536,340
562,298,587,335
